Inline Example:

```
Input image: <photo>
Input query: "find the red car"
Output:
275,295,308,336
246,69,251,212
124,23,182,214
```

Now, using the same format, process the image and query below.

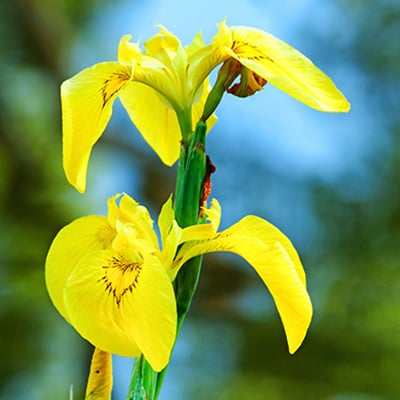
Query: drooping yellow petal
230,25,349,111
119,81,181,166
173,216,312,353
63,249,177,371
85,348,112,400
201,19,349,112
61,62,131,192
45,215,115,321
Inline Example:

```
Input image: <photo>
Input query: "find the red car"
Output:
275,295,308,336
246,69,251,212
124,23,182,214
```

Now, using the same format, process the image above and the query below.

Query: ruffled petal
173,216,312,353
119,82,181,166
144,26,187,82
45,215,114,320
61,62,132,192
64,249,177,371
118,34,142,65
228,25,350,112
118,193,159,247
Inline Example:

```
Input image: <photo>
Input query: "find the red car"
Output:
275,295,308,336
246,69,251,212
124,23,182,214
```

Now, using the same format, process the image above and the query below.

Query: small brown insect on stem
199,155,216,218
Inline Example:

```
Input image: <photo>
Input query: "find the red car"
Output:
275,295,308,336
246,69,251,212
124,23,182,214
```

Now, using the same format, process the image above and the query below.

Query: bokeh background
1,0,399,399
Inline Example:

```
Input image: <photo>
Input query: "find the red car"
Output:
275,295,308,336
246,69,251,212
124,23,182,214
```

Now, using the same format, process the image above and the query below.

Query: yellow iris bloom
62,20,349,194
45,193,312,371
62,27,216,193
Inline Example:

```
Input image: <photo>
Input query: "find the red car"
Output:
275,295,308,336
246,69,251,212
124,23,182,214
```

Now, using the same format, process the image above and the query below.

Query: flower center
99,254,142,306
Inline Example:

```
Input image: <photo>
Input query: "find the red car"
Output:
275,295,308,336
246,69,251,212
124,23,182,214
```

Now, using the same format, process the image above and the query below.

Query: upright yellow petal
173,216,312,353
185,31,205,58
85,348,112,400
191,78,218,130
188,43,227,97
160,220,182,280
61,62,131,193
118,34,142,65
119,81,181,165
145,26,187,82
45,215,115,320
118,193,159,247
64,249,177,371
158,195,175,246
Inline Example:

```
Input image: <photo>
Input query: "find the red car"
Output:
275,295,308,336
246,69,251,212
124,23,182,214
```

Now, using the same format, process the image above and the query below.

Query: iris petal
158,195,175,246
45,215,114,321
231,26,349,111
119,82,181,166
61,62,131,192
173,215,312,353
64,249,177,371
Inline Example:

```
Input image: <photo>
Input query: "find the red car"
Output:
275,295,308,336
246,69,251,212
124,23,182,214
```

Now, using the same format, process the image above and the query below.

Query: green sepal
201,59,240,122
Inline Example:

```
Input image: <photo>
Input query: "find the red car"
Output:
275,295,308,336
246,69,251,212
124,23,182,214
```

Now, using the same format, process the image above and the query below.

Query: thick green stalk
173,121,207,319
153,121,207,398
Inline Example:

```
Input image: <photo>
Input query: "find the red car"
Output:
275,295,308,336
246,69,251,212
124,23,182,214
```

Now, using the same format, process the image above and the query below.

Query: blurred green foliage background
1,0,399,399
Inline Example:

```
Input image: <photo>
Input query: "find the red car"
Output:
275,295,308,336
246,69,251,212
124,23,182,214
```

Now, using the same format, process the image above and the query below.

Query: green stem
154,121,208,398
154,255,203,399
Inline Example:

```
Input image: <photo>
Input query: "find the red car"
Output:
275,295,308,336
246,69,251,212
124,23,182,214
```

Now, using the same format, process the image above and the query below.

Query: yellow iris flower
62,20,349,194
45,193,312,372
62,27,216,193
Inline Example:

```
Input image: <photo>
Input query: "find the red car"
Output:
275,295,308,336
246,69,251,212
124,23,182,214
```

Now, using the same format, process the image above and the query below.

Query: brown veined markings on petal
231,39,274,63
98,254,142,307
101,70,131,107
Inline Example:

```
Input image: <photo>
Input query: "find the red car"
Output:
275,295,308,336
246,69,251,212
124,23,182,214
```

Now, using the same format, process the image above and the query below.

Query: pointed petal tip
287,301,313,355
328,97,351,113
65,169,86,194
342,100,351,113
71,180,86,194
